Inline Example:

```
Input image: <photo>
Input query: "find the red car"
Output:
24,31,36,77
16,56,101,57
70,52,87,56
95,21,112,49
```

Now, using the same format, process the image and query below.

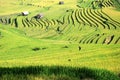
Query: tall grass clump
0,66,119,80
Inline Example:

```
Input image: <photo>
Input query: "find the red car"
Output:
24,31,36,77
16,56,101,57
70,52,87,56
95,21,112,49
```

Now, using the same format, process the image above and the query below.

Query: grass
0,66,120,80
0,0,120,79
0,24,120,72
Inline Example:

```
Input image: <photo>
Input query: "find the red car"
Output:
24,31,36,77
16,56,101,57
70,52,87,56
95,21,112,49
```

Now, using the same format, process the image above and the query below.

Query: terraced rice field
0,0,120,80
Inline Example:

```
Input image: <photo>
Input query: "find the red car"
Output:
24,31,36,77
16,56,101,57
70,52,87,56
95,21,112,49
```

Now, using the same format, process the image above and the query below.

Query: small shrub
62,46,68,48
32,47,40,51
78,46,81,51
68,59,71,62
59,1,64,5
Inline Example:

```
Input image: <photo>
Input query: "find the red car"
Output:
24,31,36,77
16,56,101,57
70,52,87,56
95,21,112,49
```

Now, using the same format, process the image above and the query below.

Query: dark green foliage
32,47,40,51
14,18,18,27
59,1,64,5
112,0,120,10
62,46,68,48
0,66,119,80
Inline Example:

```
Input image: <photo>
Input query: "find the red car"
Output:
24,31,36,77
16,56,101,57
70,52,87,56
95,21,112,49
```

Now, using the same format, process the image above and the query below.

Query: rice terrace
0,0,120,80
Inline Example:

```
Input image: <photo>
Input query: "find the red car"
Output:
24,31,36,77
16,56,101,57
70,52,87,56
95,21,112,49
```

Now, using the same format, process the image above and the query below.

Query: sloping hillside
0,0,120,80
0,0,120,44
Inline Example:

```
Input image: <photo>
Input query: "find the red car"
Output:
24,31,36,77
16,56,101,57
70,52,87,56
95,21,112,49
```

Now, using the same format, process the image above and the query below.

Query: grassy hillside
0,0,120,80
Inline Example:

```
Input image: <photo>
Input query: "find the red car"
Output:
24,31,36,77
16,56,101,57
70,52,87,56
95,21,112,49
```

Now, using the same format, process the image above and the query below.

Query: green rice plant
26,17,34,27
99,10,120,28
114,37,120,44
89,9,107,29
21,18,30,27
36,19,44,29
22,19,26,27
84,8,99,27
0,66,119,80
94,33,105,44
81,8,92,26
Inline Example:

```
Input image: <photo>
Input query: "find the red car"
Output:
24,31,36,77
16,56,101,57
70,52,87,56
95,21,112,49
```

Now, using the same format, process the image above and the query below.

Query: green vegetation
0,66,120,80
0,0,120,79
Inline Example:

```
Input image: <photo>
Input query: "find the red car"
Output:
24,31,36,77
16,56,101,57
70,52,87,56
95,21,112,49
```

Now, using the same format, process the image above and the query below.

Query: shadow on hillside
0,66,119,80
